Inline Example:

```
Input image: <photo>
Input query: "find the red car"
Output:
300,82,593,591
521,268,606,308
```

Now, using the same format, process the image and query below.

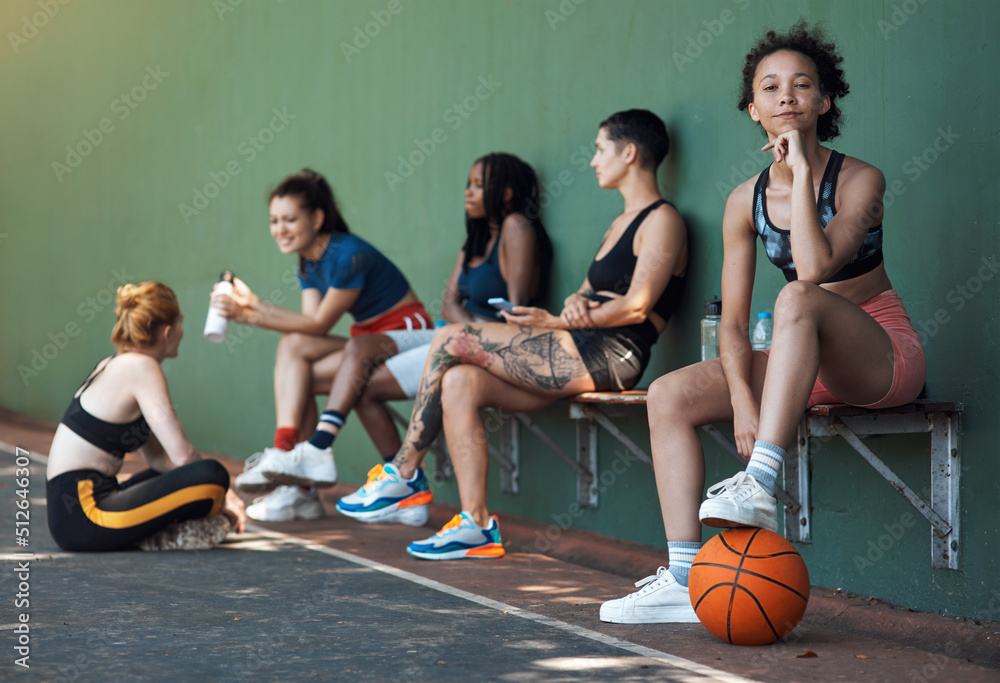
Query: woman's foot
698,472,778,532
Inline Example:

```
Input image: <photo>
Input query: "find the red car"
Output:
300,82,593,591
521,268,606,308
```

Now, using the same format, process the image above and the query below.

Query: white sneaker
261,441,337,488
246,485,324,522
234,448,287,493
599,567,699,623
699,471,778,532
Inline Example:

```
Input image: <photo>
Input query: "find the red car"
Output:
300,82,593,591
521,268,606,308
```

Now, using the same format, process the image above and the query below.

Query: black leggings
46,460,229,552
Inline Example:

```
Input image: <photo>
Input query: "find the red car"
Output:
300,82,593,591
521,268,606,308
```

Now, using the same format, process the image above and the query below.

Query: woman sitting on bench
600,22,926,625
354,109,688,559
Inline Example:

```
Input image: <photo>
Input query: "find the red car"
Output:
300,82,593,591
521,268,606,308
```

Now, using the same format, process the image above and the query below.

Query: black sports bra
60,357,150,458
586,199,685,323
753,150,884,283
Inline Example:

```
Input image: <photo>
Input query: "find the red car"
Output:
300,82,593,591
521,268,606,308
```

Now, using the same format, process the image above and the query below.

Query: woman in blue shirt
211,170,432,499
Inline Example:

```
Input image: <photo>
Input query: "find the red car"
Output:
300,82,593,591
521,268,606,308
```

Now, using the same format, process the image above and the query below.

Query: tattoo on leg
399,325,497,466
396,324,585,467
496,326,586,391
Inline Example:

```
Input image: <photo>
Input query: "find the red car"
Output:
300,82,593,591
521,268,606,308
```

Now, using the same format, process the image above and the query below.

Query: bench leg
931,411,961,570
576,416,600,508
783,417,812,543
499,414,520,495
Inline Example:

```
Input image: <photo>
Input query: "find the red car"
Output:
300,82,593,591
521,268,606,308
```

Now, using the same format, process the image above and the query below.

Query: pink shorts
801,289,926,408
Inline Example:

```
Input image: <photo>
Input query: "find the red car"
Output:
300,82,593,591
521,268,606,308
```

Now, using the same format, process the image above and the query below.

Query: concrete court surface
1,411,999,682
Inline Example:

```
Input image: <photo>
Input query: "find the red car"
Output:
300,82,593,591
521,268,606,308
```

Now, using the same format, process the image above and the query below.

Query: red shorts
349,301,433,337
801,289,926,408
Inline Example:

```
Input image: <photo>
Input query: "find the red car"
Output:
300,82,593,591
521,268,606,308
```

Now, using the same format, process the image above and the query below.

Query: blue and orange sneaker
406,512,505,560
336,463,432,526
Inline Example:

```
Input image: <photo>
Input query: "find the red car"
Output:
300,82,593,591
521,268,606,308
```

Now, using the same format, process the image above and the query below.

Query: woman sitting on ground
47,281,246,552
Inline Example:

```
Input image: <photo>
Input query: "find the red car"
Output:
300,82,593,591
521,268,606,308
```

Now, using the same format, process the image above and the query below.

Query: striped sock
746,440,786,495
319,410,346,430
310,411,346,450
667,541,702,587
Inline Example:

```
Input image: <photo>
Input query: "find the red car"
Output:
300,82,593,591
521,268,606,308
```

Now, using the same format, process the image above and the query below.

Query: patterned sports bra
753,150,883,283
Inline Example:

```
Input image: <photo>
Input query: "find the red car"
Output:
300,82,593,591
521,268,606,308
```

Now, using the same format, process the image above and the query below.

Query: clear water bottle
203,270,235,343
701,297,722,361
752,311,773,351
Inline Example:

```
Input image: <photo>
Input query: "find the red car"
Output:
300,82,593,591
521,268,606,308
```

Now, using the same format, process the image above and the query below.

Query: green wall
2,0,997,618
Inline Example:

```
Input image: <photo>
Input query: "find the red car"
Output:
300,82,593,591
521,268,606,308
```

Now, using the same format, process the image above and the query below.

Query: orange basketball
688,528,810,646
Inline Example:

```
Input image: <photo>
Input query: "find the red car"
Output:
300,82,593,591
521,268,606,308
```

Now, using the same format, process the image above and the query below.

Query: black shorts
46,460,229,552
569,320,658,392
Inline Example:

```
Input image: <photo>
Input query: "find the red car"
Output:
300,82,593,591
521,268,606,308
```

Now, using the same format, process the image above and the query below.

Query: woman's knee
648,363,723,421
277,332,310,359
648,372,687,418
183,458,231,490
441,366,487,410
342,335,397,372
774,280,824,325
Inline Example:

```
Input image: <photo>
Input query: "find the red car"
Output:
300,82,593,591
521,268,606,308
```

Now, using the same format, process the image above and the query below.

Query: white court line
3,445,754,681
244,524,759,683
0,440,49,464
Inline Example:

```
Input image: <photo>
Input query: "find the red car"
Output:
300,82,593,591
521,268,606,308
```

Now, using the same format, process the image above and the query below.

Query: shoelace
706,470,751,499
438,513,471,535
361,464,387,493
631,566,672,596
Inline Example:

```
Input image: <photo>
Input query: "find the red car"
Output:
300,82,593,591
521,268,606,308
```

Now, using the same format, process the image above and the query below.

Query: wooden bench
493,392,962,571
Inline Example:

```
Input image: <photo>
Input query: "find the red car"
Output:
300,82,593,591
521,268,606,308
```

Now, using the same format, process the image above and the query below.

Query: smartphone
487,297,516,314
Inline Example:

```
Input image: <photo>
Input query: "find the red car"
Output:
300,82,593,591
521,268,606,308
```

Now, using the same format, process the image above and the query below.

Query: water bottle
203,271,235,343
751,311,773,351
700,297,722,361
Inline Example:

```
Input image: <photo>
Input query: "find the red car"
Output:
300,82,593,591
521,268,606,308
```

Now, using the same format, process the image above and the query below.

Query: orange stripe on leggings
77,479,225,529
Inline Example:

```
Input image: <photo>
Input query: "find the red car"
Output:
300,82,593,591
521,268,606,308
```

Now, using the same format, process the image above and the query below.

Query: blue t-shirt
297,233,410,321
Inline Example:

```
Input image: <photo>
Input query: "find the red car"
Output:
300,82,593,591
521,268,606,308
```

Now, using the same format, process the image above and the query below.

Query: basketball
688,528,810,646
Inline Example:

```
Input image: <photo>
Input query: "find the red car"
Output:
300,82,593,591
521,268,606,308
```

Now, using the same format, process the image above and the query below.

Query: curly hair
737,21,850,141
